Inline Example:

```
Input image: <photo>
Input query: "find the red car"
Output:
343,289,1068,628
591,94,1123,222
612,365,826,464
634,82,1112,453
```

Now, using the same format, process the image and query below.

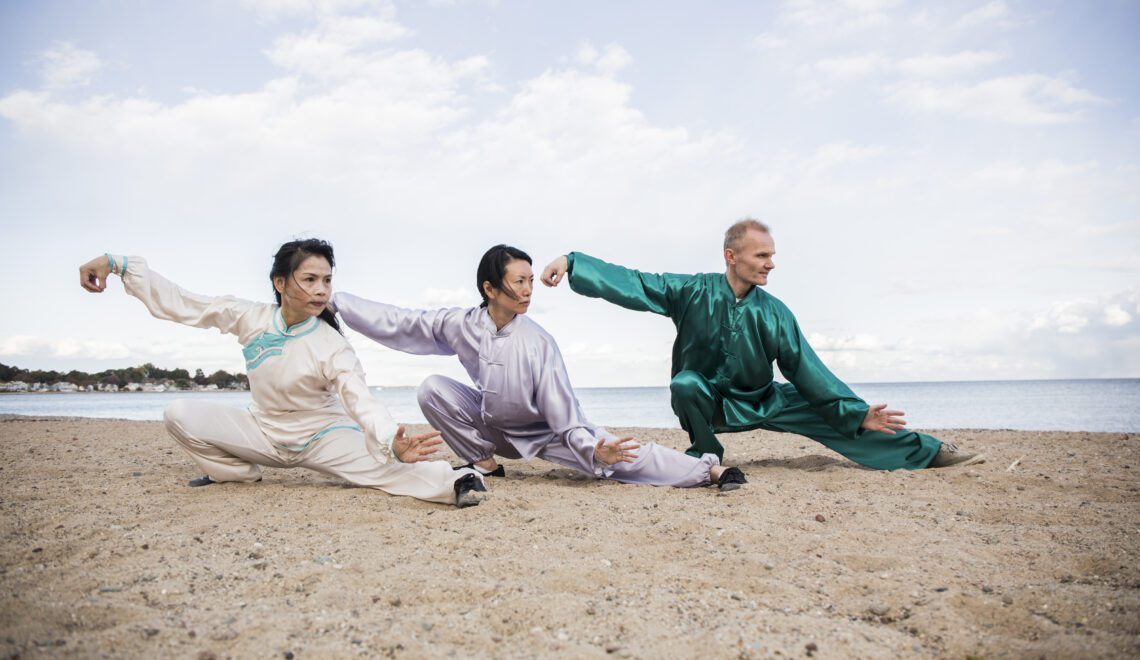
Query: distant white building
98,383,119,392
140,383,167,393
1,381,29,392
50,382,79,392
123,383,142,392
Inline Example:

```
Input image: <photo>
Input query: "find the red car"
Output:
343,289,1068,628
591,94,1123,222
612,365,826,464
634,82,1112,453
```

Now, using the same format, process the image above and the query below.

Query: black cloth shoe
188,475,262,487
454,462,505,477
454,473,487,508
717,467,747,492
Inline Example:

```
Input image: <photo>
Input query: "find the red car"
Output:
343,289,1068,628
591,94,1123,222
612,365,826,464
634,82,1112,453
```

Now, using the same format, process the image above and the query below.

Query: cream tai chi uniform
109,256,476,505
334,292,720,488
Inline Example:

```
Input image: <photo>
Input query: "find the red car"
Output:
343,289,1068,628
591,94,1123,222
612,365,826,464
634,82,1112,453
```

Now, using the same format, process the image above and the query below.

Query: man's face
726,229,776,287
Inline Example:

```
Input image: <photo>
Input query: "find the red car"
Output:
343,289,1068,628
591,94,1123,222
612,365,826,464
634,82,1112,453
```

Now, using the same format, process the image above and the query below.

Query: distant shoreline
3,377,1139,393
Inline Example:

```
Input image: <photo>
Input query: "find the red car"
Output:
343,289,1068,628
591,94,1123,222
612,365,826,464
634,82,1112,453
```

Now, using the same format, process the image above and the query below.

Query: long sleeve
566,252,692,317
334,291,459,356
115,255,259,338
325,342,400,463
774,313,870,439
531,338,605,474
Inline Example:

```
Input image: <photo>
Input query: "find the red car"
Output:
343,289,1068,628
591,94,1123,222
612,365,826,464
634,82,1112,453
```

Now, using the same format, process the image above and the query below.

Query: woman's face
484,259,534,317
274,255,332,319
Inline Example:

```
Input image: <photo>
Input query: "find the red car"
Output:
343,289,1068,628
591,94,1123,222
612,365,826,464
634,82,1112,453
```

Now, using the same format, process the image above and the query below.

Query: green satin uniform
566,252,941,470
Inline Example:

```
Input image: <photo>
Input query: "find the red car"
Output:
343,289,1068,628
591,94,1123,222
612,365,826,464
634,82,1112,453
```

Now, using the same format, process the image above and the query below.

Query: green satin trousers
669,370,941,470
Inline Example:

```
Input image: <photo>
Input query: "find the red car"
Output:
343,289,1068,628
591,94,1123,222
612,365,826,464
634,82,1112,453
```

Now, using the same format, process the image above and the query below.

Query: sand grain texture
1,416,1137,658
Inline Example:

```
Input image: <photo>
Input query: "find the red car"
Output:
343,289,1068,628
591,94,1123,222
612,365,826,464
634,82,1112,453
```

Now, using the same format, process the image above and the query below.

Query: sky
1,0,1138,388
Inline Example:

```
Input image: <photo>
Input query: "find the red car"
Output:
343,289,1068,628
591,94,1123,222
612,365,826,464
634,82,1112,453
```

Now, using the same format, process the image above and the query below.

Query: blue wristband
105,253,117,274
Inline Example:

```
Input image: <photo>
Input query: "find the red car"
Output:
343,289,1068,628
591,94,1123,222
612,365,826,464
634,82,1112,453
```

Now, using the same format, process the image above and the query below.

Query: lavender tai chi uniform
334,292,719,487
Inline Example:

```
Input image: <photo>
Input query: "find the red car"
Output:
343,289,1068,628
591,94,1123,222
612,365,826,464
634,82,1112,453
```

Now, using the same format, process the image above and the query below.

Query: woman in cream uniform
78,239,486,508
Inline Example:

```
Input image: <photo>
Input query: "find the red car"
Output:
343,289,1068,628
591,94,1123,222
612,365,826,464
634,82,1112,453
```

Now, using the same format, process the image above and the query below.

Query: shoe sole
719,482,744,492
937,453,988,469
456,491,486,508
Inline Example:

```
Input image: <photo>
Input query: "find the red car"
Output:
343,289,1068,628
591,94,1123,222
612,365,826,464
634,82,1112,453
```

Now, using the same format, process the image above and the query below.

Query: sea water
1,379,1137,432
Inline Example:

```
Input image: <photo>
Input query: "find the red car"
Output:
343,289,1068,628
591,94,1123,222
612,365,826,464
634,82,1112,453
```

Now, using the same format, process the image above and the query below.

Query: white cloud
420,287,480,308
241,0,386,19
575,42,633,77
0,335,132,360
814,53,887,78
38,42,101,89
0,32,488,161
1030,289,1139,335
781,0,900,35
886,74,1108,124
970,159,1099,184
808,333,885,351
753,33,788,49
1074,221,1140,238
895,50,1004,77
803,141,885,173
955,1,1011,28
968,226,1012,238
813,50,1003,82
1104,305,1132,327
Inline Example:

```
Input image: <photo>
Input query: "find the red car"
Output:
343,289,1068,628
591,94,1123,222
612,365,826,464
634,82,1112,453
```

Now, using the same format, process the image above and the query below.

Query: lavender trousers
417,375,718,488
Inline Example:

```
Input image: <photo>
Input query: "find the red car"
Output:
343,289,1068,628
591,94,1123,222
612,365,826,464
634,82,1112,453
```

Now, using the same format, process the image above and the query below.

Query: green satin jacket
566,252,870,438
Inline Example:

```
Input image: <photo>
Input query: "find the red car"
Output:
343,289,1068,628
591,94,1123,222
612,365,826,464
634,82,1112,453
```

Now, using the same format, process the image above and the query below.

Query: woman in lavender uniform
333,245,747,491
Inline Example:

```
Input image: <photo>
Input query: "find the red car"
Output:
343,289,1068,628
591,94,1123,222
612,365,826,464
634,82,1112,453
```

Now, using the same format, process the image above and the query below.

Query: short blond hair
724,219,770,251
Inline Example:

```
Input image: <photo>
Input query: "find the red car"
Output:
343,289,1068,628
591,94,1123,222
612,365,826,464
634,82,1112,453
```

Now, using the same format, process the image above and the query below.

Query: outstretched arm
542,252,690,317
531,337,640,470
79,254,257,337
774,312,872,440
326,342,442,463
333,291,459,356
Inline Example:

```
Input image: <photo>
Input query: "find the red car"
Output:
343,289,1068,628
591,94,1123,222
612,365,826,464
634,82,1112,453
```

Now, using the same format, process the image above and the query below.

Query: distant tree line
0,362,249,390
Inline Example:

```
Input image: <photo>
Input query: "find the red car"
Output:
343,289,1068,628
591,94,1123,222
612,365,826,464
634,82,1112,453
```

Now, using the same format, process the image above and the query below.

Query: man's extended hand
540,255,569,287
861,404,907,434
392,426,443,462
594,436,640,465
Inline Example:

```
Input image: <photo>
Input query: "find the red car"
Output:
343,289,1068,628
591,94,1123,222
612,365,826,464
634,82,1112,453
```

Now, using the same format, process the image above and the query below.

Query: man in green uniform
540,219,983,471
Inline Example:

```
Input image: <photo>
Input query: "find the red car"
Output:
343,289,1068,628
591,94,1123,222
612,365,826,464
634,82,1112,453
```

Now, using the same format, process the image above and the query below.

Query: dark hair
476,244,532,308
270,238,341,333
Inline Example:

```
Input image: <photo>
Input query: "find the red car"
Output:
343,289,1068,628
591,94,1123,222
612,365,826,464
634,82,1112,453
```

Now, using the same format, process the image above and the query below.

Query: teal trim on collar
273,308,321,336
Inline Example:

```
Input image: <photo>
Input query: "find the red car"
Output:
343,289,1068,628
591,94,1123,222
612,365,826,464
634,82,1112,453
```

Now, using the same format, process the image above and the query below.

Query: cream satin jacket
115,256,398,462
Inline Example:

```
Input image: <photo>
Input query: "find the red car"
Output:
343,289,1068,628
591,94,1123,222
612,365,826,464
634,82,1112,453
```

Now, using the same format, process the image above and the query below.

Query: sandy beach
1,415,1137,658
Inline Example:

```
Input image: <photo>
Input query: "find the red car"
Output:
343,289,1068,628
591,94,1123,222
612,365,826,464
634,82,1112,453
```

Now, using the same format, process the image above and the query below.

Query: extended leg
417,374,517,464
760,383,941,470
670,370,725,460
534,425,720,488
605,443,720,488
296,427,476,505
162,399,287,483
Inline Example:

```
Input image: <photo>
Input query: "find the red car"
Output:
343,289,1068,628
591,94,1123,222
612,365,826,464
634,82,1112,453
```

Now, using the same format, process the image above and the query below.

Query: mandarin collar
480,307,520,336
274,308,320,336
